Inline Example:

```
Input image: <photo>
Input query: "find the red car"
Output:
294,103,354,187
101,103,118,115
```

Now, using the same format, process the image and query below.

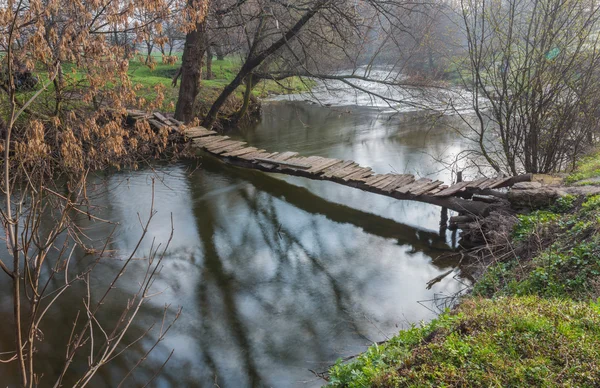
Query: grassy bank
11,54,311,120
128,55,312,113
328,159,600,387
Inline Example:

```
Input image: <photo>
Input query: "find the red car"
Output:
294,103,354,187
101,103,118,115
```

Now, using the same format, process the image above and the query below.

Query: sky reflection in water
1,101,472,387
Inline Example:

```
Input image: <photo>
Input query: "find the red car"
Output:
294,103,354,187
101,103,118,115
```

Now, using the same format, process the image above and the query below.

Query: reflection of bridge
129,111,531,215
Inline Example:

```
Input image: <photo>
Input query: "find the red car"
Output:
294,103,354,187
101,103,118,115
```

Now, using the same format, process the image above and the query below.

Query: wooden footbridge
128,111,531,216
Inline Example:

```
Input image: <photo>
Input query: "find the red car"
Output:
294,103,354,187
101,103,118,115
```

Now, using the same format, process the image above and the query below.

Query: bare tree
457,0,600,175
0,0,202,385
173,0,459,126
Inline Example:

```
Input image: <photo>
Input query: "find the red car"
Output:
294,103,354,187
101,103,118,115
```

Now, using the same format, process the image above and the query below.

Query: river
0,100,473,387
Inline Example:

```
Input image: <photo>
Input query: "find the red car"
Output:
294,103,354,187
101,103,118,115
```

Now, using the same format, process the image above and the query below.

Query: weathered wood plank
149,119,166,130
254,158,311,169
488,177,513,189
307,159,343,174
185,127,217,138
194,136,229,147
412,180,444,196
364,174,389,186
211,141,247,154
478,178,500,190
205,140,240,152
466,178,488,188
382,175,414,192
333,165,363,179
434,181,471,197
326,162,358,178
239,151,269,160
395,178,430,194
273,151,299,161
407,179,435,194
223,147,258,157
372,175,397,189
428,187,443,195
279,157,314,170
321,161,354,177
378,175,403,191
154,112,172,126
343,168,373,182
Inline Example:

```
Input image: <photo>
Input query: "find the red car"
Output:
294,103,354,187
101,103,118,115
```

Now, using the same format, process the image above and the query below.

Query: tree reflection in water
0,159,466,387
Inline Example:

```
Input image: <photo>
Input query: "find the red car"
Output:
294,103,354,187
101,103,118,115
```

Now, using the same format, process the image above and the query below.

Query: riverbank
129,55,312,124
327,156,600,386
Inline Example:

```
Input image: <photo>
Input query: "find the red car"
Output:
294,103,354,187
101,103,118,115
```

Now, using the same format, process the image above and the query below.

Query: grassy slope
8,54,311,117
328,160,600,387
128,54,311,112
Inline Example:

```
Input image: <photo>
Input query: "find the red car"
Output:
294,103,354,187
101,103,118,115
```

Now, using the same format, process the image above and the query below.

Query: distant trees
172,0,455,126
458,0,600,175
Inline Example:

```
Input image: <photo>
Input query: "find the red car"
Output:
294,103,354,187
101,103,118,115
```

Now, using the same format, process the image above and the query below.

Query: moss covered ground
328,158,600,387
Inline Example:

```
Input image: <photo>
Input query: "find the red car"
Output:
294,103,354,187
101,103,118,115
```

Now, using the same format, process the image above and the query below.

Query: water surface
0,101,472,387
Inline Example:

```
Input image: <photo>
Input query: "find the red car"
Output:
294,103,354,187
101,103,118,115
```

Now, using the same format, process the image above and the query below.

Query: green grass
329,297,600,387
126,54,312,112
565,150,600,185
473,194,600,300
7,54,312,116
329,176,600,386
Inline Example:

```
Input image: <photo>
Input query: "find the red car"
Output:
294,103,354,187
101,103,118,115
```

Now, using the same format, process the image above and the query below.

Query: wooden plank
412,180,444,196
127,109,146,116
254,158,311,169
239,151,269,160
343,168,373,182
434,181,471,197
148,119,166,130
154,112,172,126
372,175,397,189
223,147,258,157
354,173,376,182
478,178,499,190
407,179,435,194
211,141,247,154
272,151,299,161
333,165,363,179
428,187,443,195
277,157,313,170
488,177,513,189
205,140,239,152
395,178,430,194
322,161,355,177
386,175,415,192
466,178,488,188
194,136,229,147
185,127,217,138
364,174,389,186
307,159,343,174
326,162,358,178
382,175,414,192
251,152,274,161
378,175,403,190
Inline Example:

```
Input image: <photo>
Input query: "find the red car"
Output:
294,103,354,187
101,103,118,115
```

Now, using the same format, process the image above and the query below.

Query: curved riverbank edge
326,178,600,386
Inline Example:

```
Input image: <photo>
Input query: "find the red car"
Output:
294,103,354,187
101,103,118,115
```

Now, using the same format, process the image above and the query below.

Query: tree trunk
214,44,224,61
174,21,207,123
206,44,213,80
235,74,254,123
201,0,327,129
146,41,154,63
